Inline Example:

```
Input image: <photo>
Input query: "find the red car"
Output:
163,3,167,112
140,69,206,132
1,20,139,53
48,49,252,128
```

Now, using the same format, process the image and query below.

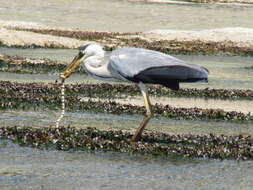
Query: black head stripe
79,44,91,51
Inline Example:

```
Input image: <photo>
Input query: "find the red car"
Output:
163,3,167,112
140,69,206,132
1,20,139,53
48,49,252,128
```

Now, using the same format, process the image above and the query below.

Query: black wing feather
126,65,208,90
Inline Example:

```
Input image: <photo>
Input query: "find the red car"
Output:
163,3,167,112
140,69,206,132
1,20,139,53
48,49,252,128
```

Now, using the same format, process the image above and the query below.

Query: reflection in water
0,140,253,190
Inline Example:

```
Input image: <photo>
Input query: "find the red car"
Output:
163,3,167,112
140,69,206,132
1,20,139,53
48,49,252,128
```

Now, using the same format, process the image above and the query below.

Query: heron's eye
79,51,85,57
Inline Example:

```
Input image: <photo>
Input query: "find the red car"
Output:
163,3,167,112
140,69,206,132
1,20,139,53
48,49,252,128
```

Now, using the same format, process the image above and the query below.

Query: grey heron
60,43,209,142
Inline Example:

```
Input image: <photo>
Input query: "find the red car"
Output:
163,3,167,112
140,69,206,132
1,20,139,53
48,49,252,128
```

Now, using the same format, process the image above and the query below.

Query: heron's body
82,46,208,90
61,43,209,141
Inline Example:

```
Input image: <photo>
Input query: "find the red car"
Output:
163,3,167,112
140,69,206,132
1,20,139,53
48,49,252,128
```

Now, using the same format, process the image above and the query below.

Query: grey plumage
109,47,208,90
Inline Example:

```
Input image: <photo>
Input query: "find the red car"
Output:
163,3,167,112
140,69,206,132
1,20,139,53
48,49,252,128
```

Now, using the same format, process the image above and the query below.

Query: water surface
1,1,253,189
0,140,253,190
1,110,252,136
81,96,253,114
1,0,253,32
1,47,252,89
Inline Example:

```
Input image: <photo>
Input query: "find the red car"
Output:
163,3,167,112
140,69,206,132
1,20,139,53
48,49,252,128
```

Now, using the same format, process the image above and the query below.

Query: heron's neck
83,54,112,78
85,52,104,66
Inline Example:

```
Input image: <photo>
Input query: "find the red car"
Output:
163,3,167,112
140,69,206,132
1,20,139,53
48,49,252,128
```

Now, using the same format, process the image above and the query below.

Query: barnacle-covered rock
1,126,253,160
0,81,252,121
0,81,252,100
4,27,253,56
0,55,85,74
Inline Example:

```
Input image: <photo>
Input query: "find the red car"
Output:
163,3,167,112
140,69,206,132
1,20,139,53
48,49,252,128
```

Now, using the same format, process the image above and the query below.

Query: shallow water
1,47,252,89
1,1,253,189
0,72,89,84
1,110,253,136
1,0,253,32
81,96,253,114
0,139,253,190
0,47,77,63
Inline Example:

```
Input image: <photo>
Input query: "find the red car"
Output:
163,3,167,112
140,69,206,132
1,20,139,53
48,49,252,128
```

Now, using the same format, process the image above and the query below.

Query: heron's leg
131,82,153,142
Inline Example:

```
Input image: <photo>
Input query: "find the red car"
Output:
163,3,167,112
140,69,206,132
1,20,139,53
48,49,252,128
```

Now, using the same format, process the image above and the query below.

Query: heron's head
79,43,104,58
60,43,104,79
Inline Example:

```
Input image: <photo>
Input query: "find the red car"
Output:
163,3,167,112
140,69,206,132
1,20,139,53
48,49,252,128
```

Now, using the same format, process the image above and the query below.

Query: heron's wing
109,48,208,90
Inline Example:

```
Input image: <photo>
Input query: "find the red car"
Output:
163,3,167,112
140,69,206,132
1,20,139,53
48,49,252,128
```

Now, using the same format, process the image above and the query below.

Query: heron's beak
60,53,83,80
